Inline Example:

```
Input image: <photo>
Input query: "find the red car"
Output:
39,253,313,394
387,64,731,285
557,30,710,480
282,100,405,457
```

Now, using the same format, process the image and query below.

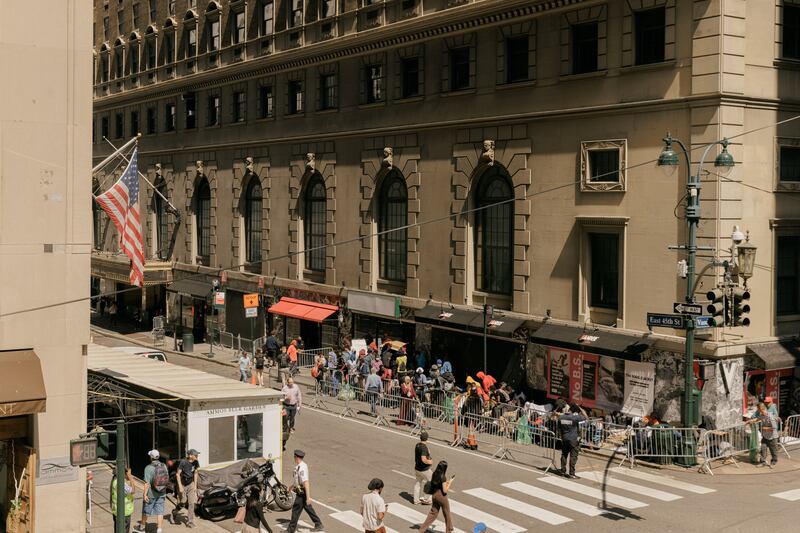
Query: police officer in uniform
558,403,588,478
286,449,324,532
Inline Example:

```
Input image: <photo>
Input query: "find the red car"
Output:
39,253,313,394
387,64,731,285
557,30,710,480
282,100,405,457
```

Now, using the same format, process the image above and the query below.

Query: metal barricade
500,411,559,472
698,422,757,474
781,414,800,456
624,426,701,468
297,347,335,369
579,419,630,453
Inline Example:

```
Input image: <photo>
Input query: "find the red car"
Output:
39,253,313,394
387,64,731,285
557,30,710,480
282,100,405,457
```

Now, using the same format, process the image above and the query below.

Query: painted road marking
448,499,526,532
771,488,800,501
577,471,682,501
610,467,716,494
502,481,622,517
387,502,467,533
538,475,648,510
329,510,400,533
464,487,572,525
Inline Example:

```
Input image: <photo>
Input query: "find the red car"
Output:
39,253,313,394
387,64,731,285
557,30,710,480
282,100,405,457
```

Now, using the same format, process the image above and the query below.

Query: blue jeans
239,369,248,382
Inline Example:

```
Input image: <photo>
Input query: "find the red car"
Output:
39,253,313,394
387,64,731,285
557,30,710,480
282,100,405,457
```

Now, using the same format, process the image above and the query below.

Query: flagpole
92,134,140,174
102,135,180,215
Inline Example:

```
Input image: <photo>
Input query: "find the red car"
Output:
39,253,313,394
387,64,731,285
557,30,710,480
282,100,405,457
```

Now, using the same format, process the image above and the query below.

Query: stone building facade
93,0,800,428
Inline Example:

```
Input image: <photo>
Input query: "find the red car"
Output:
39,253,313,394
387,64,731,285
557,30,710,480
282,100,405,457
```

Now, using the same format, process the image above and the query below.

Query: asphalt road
92,331,800,533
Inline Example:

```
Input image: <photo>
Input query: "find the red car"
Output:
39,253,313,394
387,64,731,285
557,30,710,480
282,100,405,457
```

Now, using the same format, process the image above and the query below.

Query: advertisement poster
744,369,794,414
546,347,654,416
548,349,570,399
621,361,656,417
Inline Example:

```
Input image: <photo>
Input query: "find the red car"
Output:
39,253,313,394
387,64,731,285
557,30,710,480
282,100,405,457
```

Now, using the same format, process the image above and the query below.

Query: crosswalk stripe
387,502,467,533
577,471,682,501
448,498,526,532
329,510,400,533
502,481,622,518
771,488,800,501
610,467,716,494
538,475,648,509
464,487,572,525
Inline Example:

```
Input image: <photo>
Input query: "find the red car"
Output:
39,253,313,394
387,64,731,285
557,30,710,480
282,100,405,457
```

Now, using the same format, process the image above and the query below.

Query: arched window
378,172,407,282
195,178,211,264
303,174,326,272
244,178,262,265
474,167,513,294
154,182,169,259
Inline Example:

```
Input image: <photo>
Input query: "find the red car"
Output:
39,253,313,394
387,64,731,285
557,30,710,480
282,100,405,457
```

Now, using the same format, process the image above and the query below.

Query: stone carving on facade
305,153,316,172
381,147,393,169
196,160,204,175
155,163,162,178
244,156,254,173
479,140,495,166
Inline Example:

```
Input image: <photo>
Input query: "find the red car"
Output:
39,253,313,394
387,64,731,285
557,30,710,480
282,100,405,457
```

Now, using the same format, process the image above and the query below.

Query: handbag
233,506,246,524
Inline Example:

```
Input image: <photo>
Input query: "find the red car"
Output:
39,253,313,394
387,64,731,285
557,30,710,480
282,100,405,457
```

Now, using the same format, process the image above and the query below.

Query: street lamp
657,133,736,466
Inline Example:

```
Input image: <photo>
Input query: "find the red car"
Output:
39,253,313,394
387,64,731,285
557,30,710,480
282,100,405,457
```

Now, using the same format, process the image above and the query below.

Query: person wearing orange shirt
288,340,299,376
475,371,496,392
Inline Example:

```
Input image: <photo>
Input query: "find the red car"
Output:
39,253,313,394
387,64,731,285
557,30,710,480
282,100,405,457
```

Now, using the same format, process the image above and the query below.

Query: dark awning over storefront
268,297,338,323
414,304,525,340
0,350,47,416
748,341,800,370
531,323,654,360
166,278,213,298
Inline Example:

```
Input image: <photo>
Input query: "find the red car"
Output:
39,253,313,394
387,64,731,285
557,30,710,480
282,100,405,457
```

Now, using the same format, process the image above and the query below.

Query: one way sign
673,302,703,315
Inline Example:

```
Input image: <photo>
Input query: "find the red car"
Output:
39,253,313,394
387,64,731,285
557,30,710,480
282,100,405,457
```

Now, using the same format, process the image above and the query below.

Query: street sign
245,307,258,318
694,316,713,329
673,302,703,315
243,293,259,308
69,437,98,467
213,291,225,307
647,313,685,329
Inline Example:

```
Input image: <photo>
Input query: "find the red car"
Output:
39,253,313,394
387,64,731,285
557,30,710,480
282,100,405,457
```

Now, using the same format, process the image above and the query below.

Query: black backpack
151,461,169,493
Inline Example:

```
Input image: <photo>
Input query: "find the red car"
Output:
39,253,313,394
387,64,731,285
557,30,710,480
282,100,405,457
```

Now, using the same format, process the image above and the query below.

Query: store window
237,413,263,459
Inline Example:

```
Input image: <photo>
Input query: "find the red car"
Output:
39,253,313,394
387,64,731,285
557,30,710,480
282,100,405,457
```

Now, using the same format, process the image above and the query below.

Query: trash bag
337,384,356,402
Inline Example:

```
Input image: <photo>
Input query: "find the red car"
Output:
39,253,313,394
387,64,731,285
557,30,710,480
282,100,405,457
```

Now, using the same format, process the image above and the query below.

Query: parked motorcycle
198,457,294,521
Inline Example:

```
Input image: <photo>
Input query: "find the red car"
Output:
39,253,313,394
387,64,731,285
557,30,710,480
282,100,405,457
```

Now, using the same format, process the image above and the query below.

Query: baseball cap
473,523,487,533
187,449,200,456
148,449,160,459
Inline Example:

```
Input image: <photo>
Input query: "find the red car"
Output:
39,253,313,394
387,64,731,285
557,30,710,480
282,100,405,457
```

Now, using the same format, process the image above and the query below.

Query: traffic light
706,288,727,327
732,287,751,326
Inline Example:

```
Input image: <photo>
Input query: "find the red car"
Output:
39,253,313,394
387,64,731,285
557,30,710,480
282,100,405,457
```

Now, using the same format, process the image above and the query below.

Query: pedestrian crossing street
771,487,800,502
316,466,717,533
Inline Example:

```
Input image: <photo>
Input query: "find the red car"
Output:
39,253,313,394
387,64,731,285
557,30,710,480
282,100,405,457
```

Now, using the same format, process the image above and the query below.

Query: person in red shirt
287,340,298,375
475,371,496,392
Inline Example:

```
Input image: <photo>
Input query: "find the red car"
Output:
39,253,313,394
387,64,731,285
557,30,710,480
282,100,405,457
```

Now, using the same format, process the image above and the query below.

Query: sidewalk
87,464,227,533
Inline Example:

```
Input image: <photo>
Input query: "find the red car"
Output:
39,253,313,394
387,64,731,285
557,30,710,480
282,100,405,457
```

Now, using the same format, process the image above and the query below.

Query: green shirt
110,477,134,517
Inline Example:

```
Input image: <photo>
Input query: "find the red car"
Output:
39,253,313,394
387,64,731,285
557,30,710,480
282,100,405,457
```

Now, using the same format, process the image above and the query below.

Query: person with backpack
171,449,200,528
134,449,169,533
278,346,291,386
253,349,266,387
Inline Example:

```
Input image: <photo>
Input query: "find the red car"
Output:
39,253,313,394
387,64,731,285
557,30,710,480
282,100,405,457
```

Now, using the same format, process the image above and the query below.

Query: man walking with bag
286,449,324,532
134,449,168,533
413,431,433,505
172,449,200,527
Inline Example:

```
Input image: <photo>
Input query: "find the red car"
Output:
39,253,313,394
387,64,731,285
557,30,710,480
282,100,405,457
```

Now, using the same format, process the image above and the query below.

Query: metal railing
781,414,800,455
697,422,756,474
624,426,701,468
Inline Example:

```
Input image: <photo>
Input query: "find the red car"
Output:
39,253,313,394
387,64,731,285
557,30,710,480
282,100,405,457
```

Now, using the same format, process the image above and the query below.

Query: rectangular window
207,95,220,126
449,47,471,91
208,20,220,52
208,416,234,464
290,0,303,28
288,80,304,114
233,11,245,44
777,235,800,315
165,103,176,131
185,92,196,129
103,16,109,39
145,39,156,69
233,91,246,123
130,110,139,137
148,0,156,23
164,32,175,64
589,233,619,309
101,116,109,139
114,48,124,78
572,22,599,74
780,146,800,182
506,36,529,83
785,5,800,59
258,85,274,118
588,149,620,182
365,64,384,103
117,10,125,35
187,28,197,57
321,0,335,18
320,74,337,110
634,7,666,65
114,113,123,139
401,57,420,98
146,107,156,134
132,3,140,28
261,0,274,36
129,44,139,73
101,55,109,82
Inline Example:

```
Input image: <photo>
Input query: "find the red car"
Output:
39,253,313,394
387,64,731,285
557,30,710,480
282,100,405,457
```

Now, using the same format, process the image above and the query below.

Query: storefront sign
546,347,654,416
243,293,259,308
347,290,400,319
39,456,80,485
245,307,258,318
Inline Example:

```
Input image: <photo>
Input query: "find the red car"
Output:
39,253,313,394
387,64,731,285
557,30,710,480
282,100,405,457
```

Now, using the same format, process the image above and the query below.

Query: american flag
95,148,144,286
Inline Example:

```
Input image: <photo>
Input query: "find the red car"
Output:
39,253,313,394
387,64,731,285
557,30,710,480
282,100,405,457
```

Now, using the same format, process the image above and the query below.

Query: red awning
268,297,338,323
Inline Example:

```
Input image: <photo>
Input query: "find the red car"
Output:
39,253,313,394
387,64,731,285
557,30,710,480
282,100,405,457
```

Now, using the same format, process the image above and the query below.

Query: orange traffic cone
466,423,478,450
250,371,257,385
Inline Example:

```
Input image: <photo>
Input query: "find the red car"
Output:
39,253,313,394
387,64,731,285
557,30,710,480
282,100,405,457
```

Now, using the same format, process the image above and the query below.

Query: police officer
286,449,324,533
558,403,588,478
